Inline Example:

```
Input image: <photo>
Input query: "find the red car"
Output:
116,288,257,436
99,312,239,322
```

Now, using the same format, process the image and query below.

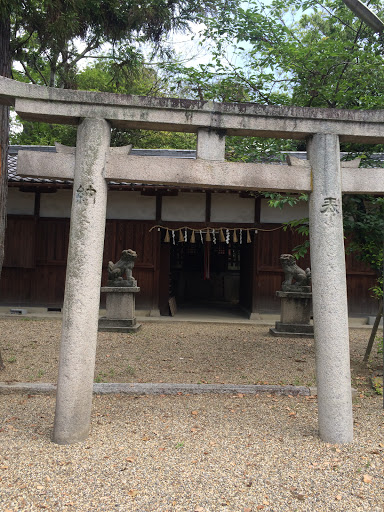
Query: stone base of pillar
99,286,141,333
98,318,141,333
270,324,314,338
270,291,314,338
247,311,262,320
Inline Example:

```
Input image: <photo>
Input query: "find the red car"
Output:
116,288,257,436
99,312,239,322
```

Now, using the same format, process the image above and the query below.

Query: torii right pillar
308,133,353,444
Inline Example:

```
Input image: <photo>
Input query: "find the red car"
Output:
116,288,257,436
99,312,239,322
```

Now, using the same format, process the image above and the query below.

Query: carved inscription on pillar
76,184,97,204
320,197,340,215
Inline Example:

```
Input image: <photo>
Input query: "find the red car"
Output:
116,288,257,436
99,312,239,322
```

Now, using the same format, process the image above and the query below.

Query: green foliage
111,129,196,150
11,119,77,146
282,218,310,260
265,187,384,294
6,0,230,89
343,195,384,299
76,60,161,95
225,137,298,163
263,192,309,209
94,372,106,383
371,358,383,395
160,0,384,178
270,0,384,109
263,192,310,259
166,0,384,110
7,0,210,145
289,239,310,260
125,364,135,376
11,119,197,150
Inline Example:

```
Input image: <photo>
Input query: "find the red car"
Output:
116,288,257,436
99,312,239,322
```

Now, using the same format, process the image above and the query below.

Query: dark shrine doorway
159,235,256,317
169,241,241,306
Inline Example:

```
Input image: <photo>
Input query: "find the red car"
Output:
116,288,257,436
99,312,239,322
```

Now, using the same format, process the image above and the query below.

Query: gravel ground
1,394,384,511
0,318,381,389
0,318,383,511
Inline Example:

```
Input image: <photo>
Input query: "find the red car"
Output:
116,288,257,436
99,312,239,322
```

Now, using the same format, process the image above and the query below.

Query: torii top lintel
1,76,384,144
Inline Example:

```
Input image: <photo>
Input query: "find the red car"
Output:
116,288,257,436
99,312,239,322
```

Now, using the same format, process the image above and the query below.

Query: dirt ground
0,317,381,394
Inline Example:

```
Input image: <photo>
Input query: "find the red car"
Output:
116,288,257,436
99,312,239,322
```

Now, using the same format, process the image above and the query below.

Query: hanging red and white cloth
203,242,210,280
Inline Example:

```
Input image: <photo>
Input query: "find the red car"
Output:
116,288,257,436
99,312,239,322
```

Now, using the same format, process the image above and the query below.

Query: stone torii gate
1,77,384,445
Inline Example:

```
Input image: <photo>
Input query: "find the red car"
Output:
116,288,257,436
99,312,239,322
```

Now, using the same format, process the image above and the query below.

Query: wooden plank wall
254,226,378,315
102,220,160,310
0,215,379,315
1,216,160,309
1,217,68,305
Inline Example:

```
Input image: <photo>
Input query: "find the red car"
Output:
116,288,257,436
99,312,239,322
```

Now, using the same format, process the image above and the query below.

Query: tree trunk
0,15,11,371
364,299,383,362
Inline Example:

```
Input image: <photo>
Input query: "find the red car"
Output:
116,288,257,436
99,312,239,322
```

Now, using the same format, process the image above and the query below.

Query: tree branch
222,56,273,103
19,60,40,85
334,20,364,97
316,2,358,32
12,31,35,54
67,39,101,67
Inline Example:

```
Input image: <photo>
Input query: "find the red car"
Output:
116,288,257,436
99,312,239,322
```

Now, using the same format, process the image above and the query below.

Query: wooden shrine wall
0,214,378,315
253,226,378,315
103,219,160,310
1,216,160,310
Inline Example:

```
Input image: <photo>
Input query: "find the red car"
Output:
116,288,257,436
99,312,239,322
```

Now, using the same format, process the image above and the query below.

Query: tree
159,0,381,163
343,194,384,362
167,0,384,108
9,0,229,88
0,13,11,370
0,9,11,283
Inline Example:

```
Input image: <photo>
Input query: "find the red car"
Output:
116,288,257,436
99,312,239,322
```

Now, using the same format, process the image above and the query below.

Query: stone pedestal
99,287,141,333
270,291,314,338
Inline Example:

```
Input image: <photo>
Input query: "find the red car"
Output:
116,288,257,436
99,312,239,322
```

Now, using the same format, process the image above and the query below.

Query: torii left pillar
53,118,110,444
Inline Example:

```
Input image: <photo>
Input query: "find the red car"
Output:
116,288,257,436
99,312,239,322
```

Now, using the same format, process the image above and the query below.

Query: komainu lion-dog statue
280,254,311,292
107,249,137,287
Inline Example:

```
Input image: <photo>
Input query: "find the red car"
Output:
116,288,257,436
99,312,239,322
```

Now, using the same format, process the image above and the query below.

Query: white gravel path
1,393,384,511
